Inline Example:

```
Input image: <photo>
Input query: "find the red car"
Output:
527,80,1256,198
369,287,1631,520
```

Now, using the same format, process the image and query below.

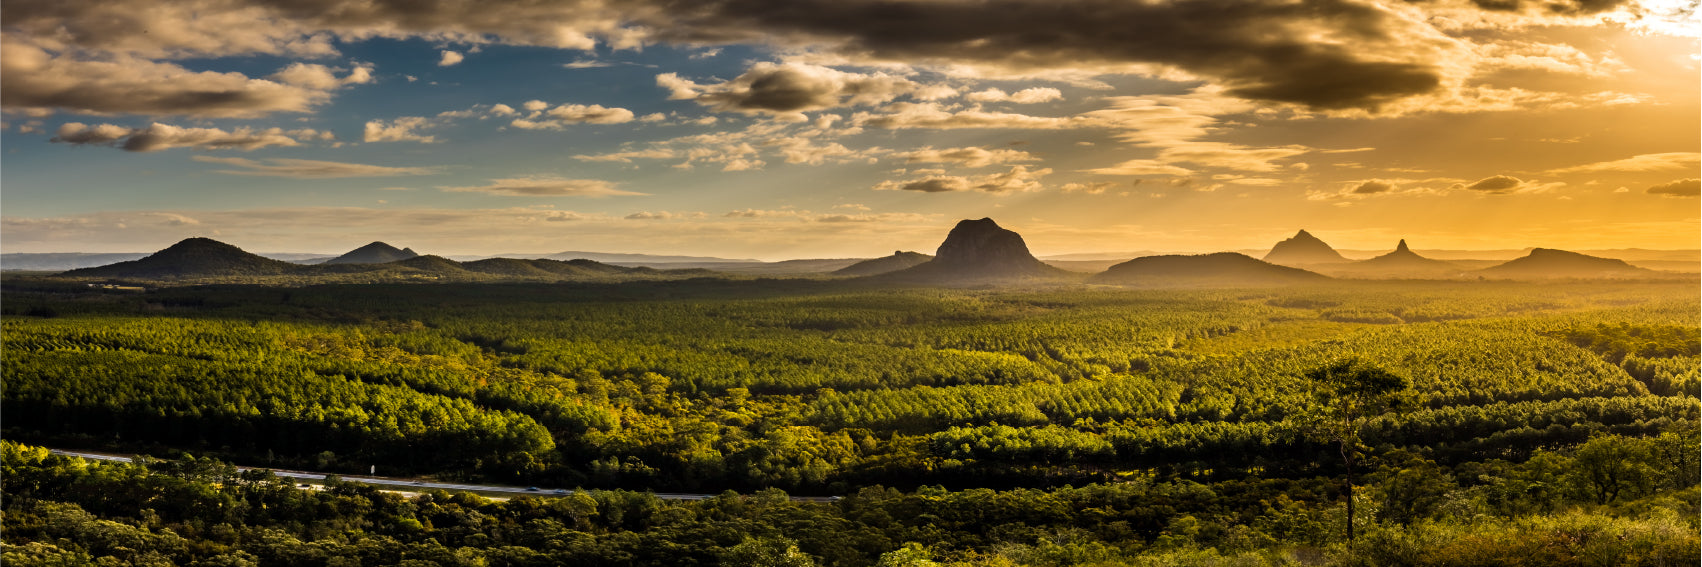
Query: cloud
1075,92,1309,173
874,165,1052,193
564,60,613,69
1156,142,1310,172
537,211,592,222
1547,153,1702,174
1222,177,1283,186
1461,175,1524,192
771,138,877,165
964,87,1064,104
1474,40,1628,77
1304,176,1467,200
364,116,437,143
0,37,340,118
52,122,326,152
570,122,797,170
855,102,1079,129
1450,174,1563,194
646,0,1454,110
574,148,680,163
12,0,1668,118
193,156,441,178
1060,182,1117,194
1351,180,1396,194
1082,159,1194,176
438,50,464,66
659,62,919,120
510,103,636,129
268,62,375,90
815,212,933,223
725,209,805,218
626,211,706,220
439,175,644,196
1647,179,1700,197
892,146,1037,168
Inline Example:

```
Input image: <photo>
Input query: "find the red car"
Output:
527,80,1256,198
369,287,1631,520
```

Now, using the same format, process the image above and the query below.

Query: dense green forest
2,277,1698,565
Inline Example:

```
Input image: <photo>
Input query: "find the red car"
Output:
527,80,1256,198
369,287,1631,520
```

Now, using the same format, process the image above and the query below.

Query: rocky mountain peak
1264,229,1347,265
934,218,1037,268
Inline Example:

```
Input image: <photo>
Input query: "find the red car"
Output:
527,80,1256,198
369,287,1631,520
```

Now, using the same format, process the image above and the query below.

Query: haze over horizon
2,0,1697,259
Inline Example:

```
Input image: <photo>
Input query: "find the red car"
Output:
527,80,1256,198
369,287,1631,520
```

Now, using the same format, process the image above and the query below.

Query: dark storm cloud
5,0,1454,112
51,122,318,151
1647,178,1700,197
1352,180,1396,194
660,62,916,117
1460,175,1524,192
646,0,1447,110
1453,0,1635,14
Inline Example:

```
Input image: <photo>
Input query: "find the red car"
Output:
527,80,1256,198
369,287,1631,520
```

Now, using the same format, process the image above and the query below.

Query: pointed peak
1396,239,1409,252
1264,229,1345,264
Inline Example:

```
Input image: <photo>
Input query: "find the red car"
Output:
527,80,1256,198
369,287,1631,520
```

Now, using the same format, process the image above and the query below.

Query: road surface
47,449,838,503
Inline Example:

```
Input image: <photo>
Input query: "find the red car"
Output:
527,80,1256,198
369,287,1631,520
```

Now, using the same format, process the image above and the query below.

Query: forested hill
1090,252,1329,286
1477,248,1665,279
832,251,932,276
62,237,300,278
323,241,420,265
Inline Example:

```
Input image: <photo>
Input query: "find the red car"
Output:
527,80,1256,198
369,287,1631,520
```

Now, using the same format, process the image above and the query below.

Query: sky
1,0,1697,260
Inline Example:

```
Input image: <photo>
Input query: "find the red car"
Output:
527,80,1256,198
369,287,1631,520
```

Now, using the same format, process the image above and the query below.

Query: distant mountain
834,251,932,277
1327,240,1463,278
60,238,301,279
461,257,651,278
534,251,760,265
879,218,1073,282
723,258,865,274
461,257,561,277
1040,251,1164,262
323,242,419,265
1263,230,1347,265
613,258,864,274
1090,252,1329,286
1476,248,1666,279
1042,259,1127,273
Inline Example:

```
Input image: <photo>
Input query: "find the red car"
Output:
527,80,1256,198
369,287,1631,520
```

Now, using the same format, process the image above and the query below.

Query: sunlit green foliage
4,279,1696,494
2,440,1696,566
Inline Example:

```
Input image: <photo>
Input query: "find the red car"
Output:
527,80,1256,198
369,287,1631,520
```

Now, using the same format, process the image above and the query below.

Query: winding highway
47,449,838,503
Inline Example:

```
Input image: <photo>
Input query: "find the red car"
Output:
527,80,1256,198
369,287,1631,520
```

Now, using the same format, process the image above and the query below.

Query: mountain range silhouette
55,222,1685,284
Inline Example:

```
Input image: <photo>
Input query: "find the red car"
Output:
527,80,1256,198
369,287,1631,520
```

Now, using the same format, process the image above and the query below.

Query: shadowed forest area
2,277,1698,566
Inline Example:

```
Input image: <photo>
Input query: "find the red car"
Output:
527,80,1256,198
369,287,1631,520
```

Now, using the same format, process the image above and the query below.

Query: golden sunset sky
2,0,1697,258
